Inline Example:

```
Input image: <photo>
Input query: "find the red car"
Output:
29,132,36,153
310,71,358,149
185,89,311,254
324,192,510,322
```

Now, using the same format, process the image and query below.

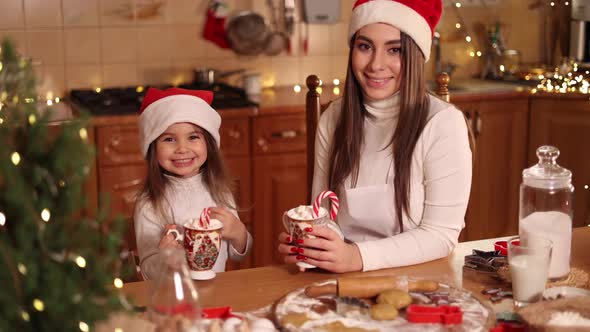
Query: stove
69,83,257,116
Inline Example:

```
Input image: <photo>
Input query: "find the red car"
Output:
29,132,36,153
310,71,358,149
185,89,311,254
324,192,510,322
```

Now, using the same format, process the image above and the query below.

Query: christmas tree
0,39,131,331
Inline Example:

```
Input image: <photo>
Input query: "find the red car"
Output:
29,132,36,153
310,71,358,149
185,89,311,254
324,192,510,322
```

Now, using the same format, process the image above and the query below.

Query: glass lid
522,146,572,189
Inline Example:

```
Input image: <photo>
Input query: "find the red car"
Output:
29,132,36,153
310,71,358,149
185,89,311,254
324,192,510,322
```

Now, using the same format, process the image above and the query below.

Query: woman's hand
158,224,182,250
210,207,247,253
277,227,363,273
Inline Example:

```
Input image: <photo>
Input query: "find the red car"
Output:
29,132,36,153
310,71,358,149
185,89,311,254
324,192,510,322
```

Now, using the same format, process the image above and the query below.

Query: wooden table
121,227,590,312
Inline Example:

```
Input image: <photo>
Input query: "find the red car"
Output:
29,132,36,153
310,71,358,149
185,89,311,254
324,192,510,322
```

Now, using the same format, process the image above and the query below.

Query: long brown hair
138,127,235,224
328,32,429,233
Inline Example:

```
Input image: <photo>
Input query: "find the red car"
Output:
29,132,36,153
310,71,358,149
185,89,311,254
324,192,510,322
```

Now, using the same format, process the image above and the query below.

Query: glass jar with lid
519,145,574,280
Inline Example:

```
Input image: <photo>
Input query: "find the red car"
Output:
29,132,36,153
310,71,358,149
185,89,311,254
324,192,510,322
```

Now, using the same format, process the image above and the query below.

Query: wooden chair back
304,72,452,201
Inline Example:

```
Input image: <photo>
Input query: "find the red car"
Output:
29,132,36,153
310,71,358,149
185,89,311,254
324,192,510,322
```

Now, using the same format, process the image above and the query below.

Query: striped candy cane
199,207,211,229
312,190,339,221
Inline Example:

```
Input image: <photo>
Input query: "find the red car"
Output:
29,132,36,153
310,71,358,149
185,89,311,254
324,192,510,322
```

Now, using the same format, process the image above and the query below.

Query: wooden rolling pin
304,276,439,298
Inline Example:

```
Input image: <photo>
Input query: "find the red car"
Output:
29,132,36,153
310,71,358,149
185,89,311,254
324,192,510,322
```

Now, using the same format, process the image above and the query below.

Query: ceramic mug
167,219,223,280
242,73,261,96
282,206,344,269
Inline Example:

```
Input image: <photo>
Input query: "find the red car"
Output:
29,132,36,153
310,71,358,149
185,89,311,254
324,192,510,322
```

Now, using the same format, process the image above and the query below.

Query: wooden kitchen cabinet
529,95,590,228
452,96,529,241
252,113,308,266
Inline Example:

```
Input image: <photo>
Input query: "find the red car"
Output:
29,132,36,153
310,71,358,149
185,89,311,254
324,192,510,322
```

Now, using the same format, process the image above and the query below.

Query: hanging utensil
264,0,289,56
225,11,270,56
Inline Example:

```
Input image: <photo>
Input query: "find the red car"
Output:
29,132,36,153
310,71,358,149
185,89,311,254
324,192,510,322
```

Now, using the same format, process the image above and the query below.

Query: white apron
339,159,423,243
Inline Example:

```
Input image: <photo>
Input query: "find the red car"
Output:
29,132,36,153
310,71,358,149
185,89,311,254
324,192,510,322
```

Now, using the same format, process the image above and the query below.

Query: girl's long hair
328,32,429,233
138,128,235,224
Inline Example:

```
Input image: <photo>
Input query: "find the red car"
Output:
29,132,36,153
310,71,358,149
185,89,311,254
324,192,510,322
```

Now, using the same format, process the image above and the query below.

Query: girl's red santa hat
348,0,442,62
138,87,221,157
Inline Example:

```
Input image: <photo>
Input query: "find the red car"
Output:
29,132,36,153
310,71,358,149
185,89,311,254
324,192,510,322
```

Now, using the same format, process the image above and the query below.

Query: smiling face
351,23,402,101
156,122,208,178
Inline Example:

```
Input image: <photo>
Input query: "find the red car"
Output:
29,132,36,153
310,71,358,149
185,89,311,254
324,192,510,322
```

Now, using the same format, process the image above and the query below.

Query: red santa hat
348,0,442,62
138,87,221,157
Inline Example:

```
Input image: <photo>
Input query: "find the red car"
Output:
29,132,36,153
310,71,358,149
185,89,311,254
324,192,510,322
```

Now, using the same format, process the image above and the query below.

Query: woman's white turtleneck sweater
134,173,252,280
311,92,472,271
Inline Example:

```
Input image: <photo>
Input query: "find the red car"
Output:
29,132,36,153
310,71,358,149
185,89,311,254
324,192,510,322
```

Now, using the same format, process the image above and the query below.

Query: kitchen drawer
220,118,251,157
98,164,147,219
253,114,306,155
97,124,143,167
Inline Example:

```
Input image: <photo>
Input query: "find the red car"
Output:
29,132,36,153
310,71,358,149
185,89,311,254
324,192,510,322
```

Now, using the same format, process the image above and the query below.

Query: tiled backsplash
0,0,544,99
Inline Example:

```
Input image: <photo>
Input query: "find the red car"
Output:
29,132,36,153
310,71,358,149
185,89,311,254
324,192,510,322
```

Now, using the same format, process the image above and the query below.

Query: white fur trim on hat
138,95,221,157
349,0,433,61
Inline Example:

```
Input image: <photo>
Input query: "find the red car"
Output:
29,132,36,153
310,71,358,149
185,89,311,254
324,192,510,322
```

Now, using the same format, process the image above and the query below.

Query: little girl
134,87,252,280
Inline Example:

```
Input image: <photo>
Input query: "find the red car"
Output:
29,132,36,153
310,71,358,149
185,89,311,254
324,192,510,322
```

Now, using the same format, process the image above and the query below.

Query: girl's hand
278,227,363,273
159,224,182,250
210,207,247,253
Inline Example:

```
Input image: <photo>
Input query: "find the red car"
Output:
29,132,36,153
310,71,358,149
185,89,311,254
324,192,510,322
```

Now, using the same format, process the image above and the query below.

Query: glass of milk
508,236,553,307
519,145,573,280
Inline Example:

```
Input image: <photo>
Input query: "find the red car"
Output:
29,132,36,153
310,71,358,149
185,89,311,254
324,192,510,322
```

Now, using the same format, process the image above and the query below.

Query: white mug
242,73,261,96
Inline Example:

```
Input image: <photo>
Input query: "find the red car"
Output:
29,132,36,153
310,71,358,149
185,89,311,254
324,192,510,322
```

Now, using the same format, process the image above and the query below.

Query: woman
278,0,472,273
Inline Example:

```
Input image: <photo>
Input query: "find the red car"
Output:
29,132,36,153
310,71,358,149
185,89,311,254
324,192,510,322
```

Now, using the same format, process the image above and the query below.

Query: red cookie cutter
202,306,241,319
494,240,519,256
406,304,463,325
490,322,526,332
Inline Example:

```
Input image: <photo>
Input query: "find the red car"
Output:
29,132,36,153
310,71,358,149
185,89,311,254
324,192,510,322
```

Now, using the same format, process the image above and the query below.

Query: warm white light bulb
114,278,124,288
333,87,340,96
333,78,340,86
28,114,36,125
293,85,301,93
41,208,50,222
79,322,89,332
465,36,472,43
455,23,461,29
11,152,21,166
0,212,5,226
33,299,44,312
79,128,88,140
75,256,87,268
17,263,27,275
455,2,461,8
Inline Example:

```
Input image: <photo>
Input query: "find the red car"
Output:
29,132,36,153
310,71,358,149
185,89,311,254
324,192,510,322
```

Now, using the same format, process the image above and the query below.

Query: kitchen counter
52,79,541,125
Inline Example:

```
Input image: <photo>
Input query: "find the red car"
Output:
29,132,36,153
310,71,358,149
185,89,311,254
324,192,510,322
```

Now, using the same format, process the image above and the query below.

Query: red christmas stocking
202,1,229,49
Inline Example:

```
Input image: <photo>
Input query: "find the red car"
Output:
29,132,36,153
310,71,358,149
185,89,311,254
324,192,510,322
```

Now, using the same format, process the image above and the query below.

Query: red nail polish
298,248,304,254
305,227,313,232
286,236,292,243
297,239,304,244
290,247,298,253
302,256,307,261
296,255,304,260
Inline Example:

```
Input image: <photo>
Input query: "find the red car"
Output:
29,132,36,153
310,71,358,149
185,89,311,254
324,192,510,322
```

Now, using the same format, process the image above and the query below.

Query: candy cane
199,207,211,229
313,190,339,220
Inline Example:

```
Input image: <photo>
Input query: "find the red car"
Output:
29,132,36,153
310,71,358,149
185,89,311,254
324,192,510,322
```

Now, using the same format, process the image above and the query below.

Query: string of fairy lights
450,0,590,94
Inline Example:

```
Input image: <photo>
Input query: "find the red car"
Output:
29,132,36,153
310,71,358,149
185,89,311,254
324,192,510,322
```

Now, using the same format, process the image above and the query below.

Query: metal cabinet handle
257,138,269,152
474,111,482,138
227,129,241,139
270,130,299,138
111,135,121,146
